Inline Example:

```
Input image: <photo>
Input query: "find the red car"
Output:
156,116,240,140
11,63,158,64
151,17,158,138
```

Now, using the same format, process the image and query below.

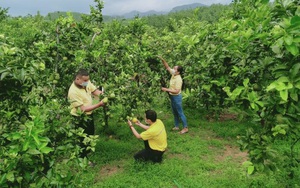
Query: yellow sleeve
69,92,83,109
87,81,97,93
140,129,155,141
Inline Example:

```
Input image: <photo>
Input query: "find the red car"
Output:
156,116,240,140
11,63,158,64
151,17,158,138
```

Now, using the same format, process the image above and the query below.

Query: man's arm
158,56,171,71
92,88,103,96
135,120,149,130
161,87,180,95
128,120,142,139
80,100,105,112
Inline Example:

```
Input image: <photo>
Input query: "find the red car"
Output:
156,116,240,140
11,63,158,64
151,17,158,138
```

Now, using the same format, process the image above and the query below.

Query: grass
69,106,291,188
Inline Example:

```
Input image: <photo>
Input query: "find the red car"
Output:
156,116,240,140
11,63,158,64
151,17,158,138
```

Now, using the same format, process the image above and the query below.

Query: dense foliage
0,0,299,187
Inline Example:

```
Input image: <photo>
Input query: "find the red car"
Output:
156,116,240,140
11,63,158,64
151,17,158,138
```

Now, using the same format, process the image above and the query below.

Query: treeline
1,3,231,27
142,4,231,29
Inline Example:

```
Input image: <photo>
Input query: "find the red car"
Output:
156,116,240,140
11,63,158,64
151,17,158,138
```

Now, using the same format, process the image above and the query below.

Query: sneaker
172,127,179,131
88,161,96,167
179,128,188,134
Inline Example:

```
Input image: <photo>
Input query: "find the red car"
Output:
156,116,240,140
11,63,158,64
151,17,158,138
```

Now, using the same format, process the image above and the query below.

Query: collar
172,74,180,78
74,81,85,89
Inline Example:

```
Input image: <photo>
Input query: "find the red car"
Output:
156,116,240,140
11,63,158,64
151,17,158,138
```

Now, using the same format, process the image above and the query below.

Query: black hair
177,66,183,74
74,69,89,79
145,110,157,122
177,66,185,90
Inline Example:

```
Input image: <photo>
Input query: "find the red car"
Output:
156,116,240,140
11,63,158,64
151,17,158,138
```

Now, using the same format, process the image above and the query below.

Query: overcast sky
0,0,232,17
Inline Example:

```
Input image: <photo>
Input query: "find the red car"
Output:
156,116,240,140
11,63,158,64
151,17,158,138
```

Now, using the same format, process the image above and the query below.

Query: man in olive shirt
128,110,167,163
68,69,105,158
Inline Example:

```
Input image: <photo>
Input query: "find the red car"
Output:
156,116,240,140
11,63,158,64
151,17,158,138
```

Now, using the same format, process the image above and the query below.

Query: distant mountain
113,3,208,19
170,3,207,12
118,10,167,19
44,3,209,21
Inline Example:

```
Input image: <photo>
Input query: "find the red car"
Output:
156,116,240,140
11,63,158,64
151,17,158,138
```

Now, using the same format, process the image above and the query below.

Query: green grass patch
67,107,293,187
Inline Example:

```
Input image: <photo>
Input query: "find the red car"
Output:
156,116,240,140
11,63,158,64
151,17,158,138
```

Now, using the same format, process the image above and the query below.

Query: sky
0,0,232,17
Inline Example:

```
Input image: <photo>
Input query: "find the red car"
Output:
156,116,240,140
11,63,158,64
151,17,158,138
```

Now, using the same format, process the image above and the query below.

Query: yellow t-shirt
140,119,167,151
169,75,182,95
68,81,97,116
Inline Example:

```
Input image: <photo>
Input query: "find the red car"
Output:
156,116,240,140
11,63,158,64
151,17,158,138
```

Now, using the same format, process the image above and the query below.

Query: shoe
88,161,96,167
172,127,179,131
179,128,188,134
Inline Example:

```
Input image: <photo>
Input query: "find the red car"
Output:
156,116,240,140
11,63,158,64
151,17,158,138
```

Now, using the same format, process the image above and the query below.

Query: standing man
158,56,188,134
68,69,105,159
127,110,167,163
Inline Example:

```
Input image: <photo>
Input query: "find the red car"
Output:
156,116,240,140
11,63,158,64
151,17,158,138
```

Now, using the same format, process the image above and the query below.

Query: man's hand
162,87,168,92
99,100,105,107
157,56,169,69
157,56,165,63
127,120,133,128
135,120,141,126
92,89,103,97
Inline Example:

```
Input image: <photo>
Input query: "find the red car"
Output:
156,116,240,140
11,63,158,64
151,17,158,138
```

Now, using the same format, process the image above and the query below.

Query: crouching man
127,110,167,163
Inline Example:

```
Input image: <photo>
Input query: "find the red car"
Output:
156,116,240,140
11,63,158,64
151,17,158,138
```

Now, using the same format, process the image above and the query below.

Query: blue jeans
170,94,187,128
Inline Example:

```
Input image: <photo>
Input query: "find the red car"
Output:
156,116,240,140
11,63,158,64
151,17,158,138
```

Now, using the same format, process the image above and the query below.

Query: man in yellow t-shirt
68,69,105,158
127,110,167,163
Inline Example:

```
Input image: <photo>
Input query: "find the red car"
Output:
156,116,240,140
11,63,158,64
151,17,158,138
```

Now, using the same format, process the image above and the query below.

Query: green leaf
6,171,15,182
277,76,289,82
210,80,221,86
294,37,300,42
56,146,66,150
290,63,300,79
286,43,299,56
231,86,244,99
291,102,300,112
247,166,255,174
32,134,41,146
290,91,298,101
250,102,257,110
296,7,300,16
242,161,253,168
38,142,48,150
0,71,10,80
27,149,41,155
0,173,7,184
278,129,286,135
22,141,29,151
284,35,293,45
40,147,53,154
250,149,262,156
261,135,270,141
268,80,293,91
294,81,300,89
11,132,21,140
243,78,249,87
280,90,288,101
248,91,259,102
291,16,300,25
271,44,281,54
16,176,23,184
202,85,211,92
266,82,277,91
256,101,264,107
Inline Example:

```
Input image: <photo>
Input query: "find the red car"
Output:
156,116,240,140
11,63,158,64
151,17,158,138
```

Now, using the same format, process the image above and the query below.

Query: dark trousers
134,141,164,163
72,114,95,158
